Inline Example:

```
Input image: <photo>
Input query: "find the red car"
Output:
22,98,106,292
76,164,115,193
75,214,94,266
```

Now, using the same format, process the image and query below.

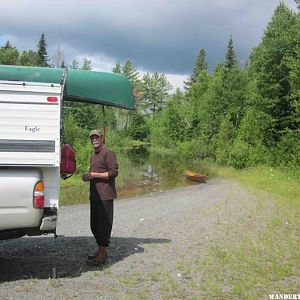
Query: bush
175,139,201,160
229,139,268,169
125,113,150,141
215,117,236,165
105,129,131,150
150,117,172,147
272,129,300,167
228,140,250,169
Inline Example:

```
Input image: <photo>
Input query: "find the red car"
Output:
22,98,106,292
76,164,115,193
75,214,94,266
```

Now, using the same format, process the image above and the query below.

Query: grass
60,175,89,206
196,164,300,299
118,272,142,286
214,165,300,203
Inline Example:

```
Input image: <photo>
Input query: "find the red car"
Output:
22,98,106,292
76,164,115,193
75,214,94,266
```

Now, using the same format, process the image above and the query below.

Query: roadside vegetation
199,164,300,298
0,2,299,298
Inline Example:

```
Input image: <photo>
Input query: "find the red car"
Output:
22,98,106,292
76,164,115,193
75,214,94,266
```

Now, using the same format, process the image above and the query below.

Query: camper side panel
0,82,61,166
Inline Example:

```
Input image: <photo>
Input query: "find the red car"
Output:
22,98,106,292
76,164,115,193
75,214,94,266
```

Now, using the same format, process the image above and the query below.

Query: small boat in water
184,171,206,183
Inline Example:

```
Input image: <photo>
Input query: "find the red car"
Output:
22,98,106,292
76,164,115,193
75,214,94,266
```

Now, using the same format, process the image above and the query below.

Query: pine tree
141,72,172,118
224,35,237,71
112,60,140,89
81,57,92,70
4,41,12,49
184,48,208,91
247,2,299,143
70,59,79,69
121,60,140,86
112,63,122,74
113,60,142,126
36,33,49,67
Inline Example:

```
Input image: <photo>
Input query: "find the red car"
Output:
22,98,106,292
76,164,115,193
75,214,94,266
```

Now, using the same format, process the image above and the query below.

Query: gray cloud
0,0,297,75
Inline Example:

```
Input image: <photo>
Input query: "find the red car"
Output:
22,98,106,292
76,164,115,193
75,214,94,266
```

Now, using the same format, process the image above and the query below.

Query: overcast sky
0,0,297,90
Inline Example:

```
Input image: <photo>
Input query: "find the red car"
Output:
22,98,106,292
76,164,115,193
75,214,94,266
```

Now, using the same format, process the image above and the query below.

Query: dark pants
90,199,114,247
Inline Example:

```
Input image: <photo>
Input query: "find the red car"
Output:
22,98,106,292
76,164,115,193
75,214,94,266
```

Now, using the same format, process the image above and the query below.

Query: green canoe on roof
0,65,134,110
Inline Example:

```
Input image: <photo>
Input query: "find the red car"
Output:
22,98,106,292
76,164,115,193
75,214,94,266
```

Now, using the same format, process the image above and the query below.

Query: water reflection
117,146,206,199
126,146,150,166
60,146,209,205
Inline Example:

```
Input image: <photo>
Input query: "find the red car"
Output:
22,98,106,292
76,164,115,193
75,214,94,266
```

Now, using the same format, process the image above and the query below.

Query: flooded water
60,146,209,205
116,146,208,199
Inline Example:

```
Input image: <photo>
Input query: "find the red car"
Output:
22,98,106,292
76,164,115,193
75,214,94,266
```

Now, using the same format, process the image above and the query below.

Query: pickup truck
0,65,134,240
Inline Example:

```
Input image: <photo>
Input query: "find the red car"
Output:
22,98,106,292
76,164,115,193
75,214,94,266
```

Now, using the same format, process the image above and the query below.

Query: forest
0,2,299,176
1,3,299,297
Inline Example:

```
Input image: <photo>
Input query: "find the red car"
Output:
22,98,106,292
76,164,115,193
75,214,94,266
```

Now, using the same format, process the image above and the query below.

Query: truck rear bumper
40,215,57,231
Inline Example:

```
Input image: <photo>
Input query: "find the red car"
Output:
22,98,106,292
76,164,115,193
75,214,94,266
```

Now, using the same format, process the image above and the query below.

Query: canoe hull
0,65,134,110
184,171,206,183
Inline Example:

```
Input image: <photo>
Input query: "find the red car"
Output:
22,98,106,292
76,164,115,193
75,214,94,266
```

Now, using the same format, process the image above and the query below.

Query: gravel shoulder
0,178,271,299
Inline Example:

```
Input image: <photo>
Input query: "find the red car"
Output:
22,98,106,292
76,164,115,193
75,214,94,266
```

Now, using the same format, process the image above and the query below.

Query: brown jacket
89,147,118,201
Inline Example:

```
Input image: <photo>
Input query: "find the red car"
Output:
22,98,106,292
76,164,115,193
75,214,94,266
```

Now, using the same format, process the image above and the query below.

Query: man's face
90,134,102,150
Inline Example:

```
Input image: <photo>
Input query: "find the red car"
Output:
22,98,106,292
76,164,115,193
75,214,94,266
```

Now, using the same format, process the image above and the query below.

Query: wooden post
102,105,106,144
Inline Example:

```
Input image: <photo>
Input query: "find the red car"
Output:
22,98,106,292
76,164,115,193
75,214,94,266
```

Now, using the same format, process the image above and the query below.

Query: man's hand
82,172,93,182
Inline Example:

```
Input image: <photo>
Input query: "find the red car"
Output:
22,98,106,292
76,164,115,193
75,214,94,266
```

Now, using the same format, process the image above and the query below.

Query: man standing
82,129,118,265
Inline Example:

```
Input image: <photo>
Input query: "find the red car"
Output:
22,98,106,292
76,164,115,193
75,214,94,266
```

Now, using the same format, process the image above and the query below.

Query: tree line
140,2,298,170
151,2,299,170
0,2,299,172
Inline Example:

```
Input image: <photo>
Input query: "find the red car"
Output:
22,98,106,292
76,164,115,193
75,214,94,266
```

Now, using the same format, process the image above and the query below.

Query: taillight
47,96,58,103
33,181,44,209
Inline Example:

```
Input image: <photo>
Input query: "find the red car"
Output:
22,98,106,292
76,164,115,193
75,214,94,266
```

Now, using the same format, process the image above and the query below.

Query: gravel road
0,178,265,299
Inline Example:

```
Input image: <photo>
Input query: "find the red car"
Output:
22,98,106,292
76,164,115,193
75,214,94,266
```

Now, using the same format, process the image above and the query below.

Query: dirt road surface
0,178,266,299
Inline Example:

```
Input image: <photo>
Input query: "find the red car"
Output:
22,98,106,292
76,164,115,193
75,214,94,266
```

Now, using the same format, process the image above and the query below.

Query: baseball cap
89,129,102,138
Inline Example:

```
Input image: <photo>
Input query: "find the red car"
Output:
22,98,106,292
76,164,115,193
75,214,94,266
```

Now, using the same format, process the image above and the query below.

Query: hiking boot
87,247,100,260
95,246,107,264
87,246,107,265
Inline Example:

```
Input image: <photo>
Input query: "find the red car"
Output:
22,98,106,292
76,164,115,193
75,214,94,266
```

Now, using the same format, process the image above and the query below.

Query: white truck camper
0,65,134,240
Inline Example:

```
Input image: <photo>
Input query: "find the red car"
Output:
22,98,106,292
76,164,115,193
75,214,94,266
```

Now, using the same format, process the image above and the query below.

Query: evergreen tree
141,72,172,118
125,112,150,141
112,63,122,74
224,35,237,71
70,59,79,69
184,48,208,91
112,60,142,103
81,57,92,70
36,33,49,67
286,12,300,134
162,97,186,144
112,61,141,129
248,3,299,143
287,46,300,132
3,41,12,49
112,60,140,128
188,70,210,137
121,60,140,87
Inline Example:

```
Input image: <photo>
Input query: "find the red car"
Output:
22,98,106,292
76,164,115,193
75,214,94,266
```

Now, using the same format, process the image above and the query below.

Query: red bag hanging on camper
60,144,76,176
